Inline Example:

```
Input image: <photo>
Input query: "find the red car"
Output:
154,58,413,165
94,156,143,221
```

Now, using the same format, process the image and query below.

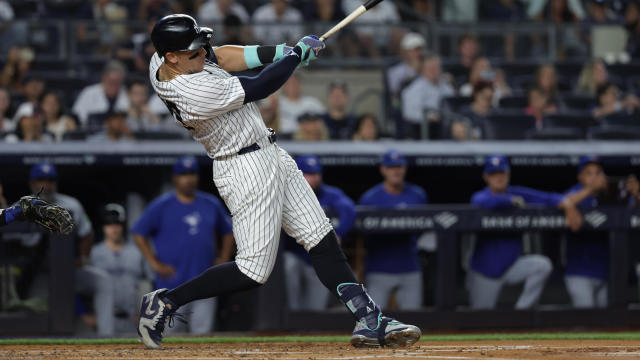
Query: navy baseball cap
173,156,199,175
102,203,126,225
296,155,322,174
30,162,57,180
382,149,407,167
577,155,601,173
484,154,510,174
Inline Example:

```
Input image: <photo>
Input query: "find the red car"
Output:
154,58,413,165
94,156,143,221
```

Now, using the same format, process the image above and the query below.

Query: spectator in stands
387,32,426,98
284,155,356,311
576,59,609,96
89,204,152,334
351,113,380,141
87,111,133,142
293,113,329,141
133,156,234,334
592,82,640,119
584,0,620,24
252,0,303,45
258,93,280,133
114,18,158,75
459,57,510,105
564,155,610,308
278,74,325,138
535,64,560,104
341,0,401,57
13,74,46,123
0,87,14,133
525,86,557,128
137,0,178,21
457,34,480,76
5,104,54,143
401,54,455,127
0,1,28,55
625,1,640,59
0,46,34,93
72,60,129,127
197,0,250,44
442,0,478,23
126,79,161,132
453,81,495,140
302,0,351,57
528,0,586,21
358,150,427,310
620,174,640,207
467,154,588,310
40,91,77,142
321,81,357,140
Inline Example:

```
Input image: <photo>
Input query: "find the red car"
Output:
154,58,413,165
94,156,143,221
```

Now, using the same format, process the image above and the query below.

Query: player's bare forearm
558,187,591,209
213,46,250,72
133,234,161,268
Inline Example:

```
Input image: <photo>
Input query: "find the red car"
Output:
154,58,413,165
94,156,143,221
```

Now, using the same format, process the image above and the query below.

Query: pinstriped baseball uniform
149,53,333,283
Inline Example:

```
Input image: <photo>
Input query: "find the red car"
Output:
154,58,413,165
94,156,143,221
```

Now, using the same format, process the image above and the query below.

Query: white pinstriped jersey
149,53,271,158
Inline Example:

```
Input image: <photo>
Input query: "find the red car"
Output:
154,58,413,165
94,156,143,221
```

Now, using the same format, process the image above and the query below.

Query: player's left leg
276,146,421,347
503,255,553,309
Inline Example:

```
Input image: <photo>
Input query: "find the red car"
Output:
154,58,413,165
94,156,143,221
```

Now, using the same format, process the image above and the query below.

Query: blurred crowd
0,0,639,142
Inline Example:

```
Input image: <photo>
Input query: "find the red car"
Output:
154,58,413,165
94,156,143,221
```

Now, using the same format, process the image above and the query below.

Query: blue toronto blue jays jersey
358,182,427,274
284,184,356,263
564,183,609,280
132,191,233,289
470,186,563,278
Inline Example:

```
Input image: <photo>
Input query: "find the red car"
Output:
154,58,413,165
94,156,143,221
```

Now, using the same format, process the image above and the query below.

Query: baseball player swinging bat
320,0,386,42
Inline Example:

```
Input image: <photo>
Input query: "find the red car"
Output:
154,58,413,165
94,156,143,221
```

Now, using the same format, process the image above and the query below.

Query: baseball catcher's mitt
19,194,74,235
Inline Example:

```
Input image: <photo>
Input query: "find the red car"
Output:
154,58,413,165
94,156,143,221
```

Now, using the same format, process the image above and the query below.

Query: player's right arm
213,44,292,72
133,234,176,279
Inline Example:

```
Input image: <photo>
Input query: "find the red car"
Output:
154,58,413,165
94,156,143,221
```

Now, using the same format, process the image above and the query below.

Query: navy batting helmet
151,14,213,57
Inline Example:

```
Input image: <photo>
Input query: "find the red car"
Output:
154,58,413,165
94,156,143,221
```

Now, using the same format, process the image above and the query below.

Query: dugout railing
3,205,639,335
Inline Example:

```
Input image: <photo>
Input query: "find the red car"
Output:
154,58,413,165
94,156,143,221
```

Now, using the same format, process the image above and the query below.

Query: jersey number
162,100,194,130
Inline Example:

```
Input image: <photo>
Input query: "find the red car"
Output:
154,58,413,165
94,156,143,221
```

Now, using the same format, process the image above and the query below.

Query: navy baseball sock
161,262,261,308
308,230,358,297
308,231,383,328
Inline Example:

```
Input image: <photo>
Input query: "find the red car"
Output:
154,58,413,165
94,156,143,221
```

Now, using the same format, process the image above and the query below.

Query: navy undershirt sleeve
237,47,301,104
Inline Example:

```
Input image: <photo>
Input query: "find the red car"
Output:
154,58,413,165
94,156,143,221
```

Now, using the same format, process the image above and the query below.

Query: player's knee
535,256,553,276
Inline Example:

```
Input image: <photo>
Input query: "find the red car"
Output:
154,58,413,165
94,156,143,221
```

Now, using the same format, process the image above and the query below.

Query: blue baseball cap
29,162,57,181
296,155,322,174
484,154,510,174
173,156,199,175
382,149,407,167
577,155,600,173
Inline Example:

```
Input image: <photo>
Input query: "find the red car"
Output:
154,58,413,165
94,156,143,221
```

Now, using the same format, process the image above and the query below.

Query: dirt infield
2,340,640,360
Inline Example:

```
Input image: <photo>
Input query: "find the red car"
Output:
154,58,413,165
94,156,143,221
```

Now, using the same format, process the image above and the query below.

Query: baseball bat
319,0,385,42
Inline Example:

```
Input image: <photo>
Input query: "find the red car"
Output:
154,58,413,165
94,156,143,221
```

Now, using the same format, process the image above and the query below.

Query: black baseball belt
238,128,277,155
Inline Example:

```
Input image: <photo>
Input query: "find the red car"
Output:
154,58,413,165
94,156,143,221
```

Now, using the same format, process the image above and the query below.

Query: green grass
1,333,640,346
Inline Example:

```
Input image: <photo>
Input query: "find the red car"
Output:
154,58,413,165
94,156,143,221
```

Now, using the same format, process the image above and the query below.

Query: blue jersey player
467,154,590,309
132,156,234,334
358,150,427,310
563,155,609,308
284,155,357,311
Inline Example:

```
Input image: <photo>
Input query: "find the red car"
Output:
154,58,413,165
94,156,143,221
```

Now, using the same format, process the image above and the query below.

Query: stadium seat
543,113,594,135
562,95,596,111
484,114,537,140
525,127,585,140
133,131,186,140
441,96,472,113
62,130,89,141
588,126,640,140
600,113,638,128
499,96,528,109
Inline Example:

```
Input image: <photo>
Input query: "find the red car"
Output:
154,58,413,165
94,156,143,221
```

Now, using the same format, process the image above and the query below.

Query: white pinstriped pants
213,138,333,283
